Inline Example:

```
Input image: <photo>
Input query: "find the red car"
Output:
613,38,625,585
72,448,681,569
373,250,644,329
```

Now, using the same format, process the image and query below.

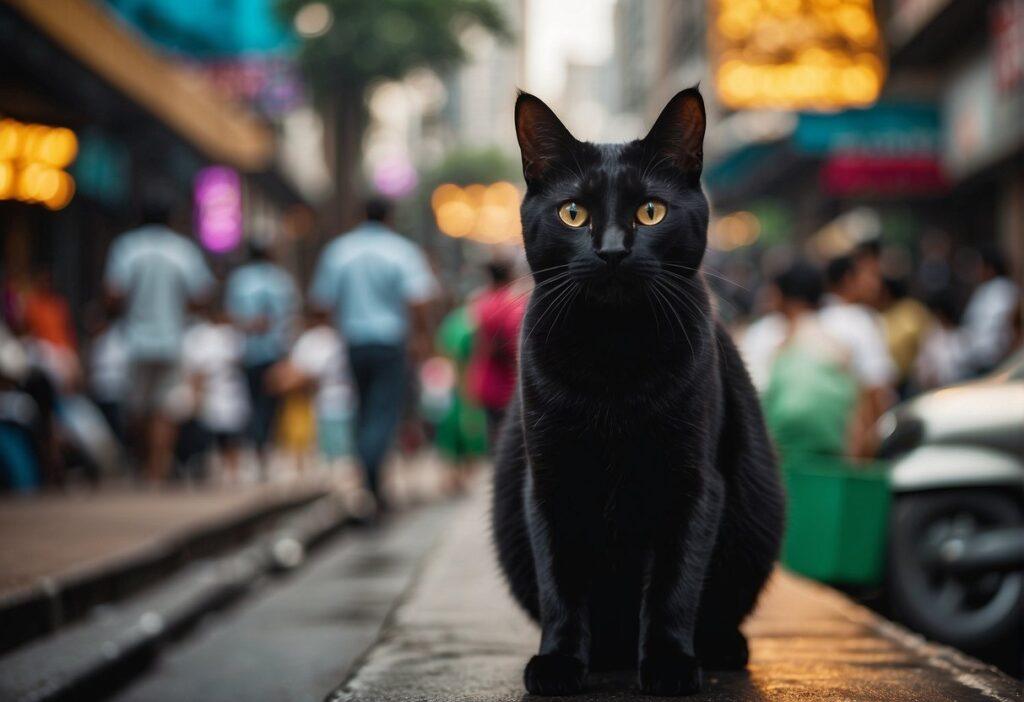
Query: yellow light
0,118,78,208
436,200,475,238
44,172,75,210
430,183,464,210
0,121,20,161
431,182,523,244
712,0,886,109
0,161,14,198
38,128,78,168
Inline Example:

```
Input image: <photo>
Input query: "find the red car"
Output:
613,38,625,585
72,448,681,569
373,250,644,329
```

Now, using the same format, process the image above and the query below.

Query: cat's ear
515,92,577,184
643,87,705,179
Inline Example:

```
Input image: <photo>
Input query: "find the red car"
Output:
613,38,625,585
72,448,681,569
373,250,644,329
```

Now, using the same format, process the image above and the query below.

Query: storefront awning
6,0,274,172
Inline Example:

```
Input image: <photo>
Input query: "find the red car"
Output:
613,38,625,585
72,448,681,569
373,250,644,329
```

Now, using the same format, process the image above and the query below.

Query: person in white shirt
182,303,250,482
266,308,354,477
818,254,897,456
961,246,1019,375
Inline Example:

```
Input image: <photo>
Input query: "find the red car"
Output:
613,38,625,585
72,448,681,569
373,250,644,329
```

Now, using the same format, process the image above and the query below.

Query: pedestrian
466,260,525,446
309,197,436,511
87,308,129,442
818,254,897,457
751,261,859,458
225,240,298,472
103,180,213,484
182,298,250,484
960,244,1018,376
266,306,353,478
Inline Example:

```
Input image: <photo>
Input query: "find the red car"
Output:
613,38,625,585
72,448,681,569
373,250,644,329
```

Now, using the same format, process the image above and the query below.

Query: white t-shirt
739,313,787,393
90,324,129,402
961,277,1019,372
182,322,250,432
818,299,896,388
740,313,852,392
290,325,352,418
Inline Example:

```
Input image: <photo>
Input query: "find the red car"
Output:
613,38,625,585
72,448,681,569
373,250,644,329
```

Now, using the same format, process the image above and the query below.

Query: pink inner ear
645,90,705,175
516,95,575,181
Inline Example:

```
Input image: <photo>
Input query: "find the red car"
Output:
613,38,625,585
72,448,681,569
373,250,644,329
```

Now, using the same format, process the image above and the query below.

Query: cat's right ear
515,92,577,185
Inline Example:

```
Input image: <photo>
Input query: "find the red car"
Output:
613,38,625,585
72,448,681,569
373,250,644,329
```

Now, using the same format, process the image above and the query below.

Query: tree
277,0,510,226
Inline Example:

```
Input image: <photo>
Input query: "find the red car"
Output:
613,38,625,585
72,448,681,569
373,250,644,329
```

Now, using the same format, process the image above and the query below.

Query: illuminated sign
431,182,522,245
194,166,243,253
0,118,77,210
710,0,887,111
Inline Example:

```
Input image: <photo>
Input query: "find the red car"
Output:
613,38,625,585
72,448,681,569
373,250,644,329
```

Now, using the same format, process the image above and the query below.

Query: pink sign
195,166,243,253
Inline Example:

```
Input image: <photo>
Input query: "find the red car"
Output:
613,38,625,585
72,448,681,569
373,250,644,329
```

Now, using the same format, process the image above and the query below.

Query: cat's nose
596,246,629,267
596,227,630,267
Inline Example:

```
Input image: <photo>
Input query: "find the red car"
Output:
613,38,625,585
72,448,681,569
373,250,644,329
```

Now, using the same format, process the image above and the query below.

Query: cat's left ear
643,87,705,180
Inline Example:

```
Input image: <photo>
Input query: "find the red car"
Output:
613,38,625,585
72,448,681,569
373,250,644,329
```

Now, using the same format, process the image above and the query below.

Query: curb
0,486,327,654
0,494,351,702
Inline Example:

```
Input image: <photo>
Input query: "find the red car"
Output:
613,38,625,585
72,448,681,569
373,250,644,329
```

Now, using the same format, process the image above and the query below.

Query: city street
2,0,1023,699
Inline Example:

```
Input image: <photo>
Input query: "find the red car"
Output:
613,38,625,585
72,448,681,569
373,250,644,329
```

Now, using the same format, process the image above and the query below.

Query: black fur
491,88,785,697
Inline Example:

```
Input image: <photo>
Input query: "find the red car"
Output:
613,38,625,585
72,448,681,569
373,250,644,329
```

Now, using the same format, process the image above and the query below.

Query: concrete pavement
0,480,328,652
327,481,1021,702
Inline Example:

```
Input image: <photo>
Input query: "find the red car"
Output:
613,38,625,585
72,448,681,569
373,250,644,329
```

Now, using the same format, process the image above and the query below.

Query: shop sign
943,49,1024,178
194,166,243,253
710,0,887,110
0,118,77,210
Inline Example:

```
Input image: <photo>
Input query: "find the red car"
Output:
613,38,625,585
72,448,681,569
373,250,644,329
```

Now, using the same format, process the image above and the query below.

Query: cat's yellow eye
636,199,667,226
557,201,589,228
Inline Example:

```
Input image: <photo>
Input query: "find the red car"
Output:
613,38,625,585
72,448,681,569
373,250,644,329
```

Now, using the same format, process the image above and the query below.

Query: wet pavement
327,482,1021,702
109,500,457,702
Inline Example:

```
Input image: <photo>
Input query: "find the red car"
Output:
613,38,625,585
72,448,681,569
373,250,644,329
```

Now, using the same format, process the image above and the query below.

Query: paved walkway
0,482,323,599
327,482,1021,702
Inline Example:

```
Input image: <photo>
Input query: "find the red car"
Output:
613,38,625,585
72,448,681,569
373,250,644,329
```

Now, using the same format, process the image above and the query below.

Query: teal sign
105,0,295,57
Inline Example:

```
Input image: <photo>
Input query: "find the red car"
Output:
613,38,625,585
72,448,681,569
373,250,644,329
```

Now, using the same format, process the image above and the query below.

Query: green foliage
424,146,521,188
278,0,511,98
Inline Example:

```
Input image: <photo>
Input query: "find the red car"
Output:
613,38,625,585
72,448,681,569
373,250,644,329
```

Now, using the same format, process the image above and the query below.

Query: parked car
878,351,1024,652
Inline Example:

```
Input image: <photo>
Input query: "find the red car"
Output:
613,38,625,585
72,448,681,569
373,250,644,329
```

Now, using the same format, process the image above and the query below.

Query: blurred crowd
732,238,1021,460
0,183,527,510
1,178,1019,499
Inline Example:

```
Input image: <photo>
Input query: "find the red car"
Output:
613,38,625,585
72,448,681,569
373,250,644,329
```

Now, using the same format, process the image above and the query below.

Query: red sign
822,155,949,197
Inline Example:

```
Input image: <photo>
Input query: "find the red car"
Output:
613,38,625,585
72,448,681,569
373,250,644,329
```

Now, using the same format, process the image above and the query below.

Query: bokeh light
0,118,77,209
431,181,522,244
711,0,886,110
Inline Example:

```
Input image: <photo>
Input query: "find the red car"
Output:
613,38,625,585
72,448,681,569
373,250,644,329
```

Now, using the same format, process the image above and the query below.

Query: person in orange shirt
23,270,76,353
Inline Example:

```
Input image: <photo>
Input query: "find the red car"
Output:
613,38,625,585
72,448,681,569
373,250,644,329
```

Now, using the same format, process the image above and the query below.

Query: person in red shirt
467,261,526,447
23,270,77,353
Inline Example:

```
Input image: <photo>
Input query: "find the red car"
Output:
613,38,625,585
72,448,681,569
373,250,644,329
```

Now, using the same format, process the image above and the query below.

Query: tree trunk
325,88,367,233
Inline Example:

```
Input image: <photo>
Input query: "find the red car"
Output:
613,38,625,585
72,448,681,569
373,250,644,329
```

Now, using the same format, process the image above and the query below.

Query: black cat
491,88,785,697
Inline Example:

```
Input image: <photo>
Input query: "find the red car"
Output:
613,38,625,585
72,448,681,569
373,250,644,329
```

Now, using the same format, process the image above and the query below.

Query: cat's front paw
524,653,585,696
638,652,702,696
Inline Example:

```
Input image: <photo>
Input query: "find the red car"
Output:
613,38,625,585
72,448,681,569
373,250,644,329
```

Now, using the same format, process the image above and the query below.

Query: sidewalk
327,481,1021,702
0,479,329,652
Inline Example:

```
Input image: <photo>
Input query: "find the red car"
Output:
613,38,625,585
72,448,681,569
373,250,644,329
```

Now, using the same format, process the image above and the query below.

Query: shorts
127,360,182,418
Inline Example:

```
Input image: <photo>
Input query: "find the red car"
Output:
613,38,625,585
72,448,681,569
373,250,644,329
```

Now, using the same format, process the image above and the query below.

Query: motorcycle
878,351,1024,651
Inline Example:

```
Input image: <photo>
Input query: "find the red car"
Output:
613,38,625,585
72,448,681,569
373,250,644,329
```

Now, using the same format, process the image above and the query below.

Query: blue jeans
348,344,407,498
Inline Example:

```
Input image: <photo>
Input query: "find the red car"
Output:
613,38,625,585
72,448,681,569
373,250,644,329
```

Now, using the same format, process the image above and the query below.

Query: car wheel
888,490,1024,650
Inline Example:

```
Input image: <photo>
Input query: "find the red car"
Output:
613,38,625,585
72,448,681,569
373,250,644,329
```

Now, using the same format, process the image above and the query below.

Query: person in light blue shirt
310,197,436,507
225,241,298,457
103,181,213,482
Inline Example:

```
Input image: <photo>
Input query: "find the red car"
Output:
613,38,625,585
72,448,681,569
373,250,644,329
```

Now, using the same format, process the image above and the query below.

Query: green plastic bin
780,453,891,586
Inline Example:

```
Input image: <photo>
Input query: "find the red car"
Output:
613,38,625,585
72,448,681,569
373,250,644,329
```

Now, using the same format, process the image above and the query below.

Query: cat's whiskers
650,277,696,359
545,284,581,345
661,263,748,291
522,277,578,346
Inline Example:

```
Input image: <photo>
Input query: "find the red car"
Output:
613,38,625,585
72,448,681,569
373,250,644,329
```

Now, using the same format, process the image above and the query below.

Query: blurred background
0,0,1021,698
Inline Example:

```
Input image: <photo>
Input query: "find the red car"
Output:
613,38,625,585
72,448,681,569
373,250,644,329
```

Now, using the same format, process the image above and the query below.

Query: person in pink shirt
467,261,525,447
